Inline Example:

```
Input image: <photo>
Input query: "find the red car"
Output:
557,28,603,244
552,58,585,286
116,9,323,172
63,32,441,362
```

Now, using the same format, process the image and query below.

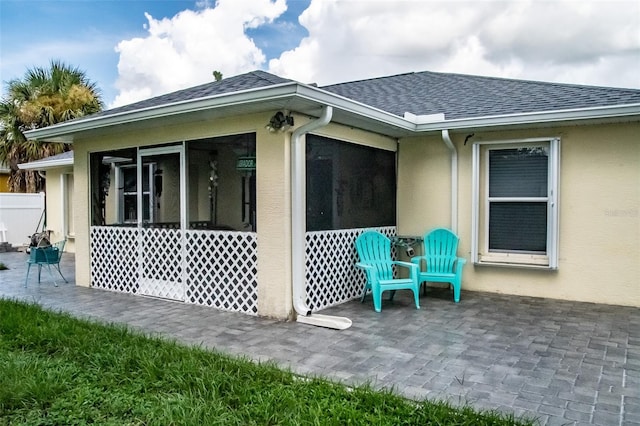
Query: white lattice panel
90,226,139,293
185,230,258,315
138,228,184,301
305,226,396,311
91,227,258,315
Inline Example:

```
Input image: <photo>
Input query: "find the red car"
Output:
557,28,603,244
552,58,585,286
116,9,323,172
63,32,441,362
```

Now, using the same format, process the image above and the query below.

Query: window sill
476,253,556,270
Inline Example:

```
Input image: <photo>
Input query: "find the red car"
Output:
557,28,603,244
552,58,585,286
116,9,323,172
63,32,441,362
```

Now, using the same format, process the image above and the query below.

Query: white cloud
269,0,640,89
111,0,287,107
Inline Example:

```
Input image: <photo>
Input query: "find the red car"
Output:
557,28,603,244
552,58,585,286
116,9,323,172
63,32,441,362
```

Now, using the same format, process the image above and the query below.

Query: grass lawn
0,299,534,425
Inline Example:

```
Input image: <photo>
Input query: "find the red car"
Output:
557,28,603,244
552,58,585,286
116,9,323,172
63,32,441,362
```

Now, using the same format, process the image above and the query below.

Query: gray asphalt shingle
320,71,640,119
91,70,293,118
87,69,640,122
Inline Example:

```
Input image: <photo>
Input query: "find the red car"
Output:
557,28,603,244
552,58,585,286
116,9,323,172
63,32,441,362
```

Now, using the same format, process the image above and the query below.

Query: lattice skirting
90,226,258,315
305,226,396,312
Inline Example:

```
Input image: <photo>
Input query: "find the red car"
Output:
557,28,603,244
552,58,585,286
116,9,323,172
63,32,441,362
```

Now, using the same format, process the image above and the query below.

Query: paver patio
1,251,638,425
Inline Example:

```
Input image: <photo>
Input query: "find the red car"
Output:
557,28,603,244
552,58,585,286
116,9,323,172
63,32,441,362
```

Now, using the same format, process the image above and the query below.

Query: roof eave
23,82,640,142
413,103,640,132
18,158,74,170
23,82,417,142
24,82,304,142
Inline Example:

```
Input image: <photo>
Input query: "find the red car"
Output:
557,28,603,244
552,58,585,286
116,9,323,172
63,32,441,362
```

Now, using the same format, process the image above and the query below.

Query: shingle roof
321,71,640,119
68,69,640,126
92,70,293,118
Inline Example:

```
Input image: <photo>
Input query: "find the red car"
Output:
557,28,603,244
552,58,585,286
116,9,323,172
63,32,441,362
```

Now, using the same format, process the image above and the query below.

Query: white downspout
441,129,458,233
291,106,352,330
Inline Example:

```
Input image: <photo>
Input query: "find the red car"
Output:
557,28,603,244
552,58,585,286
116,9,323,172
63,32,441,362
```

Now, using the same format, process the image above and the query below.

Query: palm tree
0,60,103,192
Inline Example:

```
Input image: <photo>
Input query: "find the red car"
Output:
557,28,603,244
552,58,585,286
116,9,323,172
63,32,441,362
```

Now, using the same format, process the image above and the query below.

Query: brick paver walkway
1,251,638,425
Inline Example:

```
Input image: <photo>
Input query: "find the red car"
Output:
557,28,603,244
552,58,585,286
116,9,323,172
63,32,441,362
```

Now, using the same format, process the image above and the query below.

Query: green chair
411,228,466,302
355,231,420,312
25,240,68,287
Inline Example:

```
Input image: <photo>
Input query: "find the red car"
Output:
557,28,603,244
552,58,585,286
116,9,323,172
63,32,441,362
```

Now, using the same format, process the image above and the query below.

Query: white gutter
18,157,73,170
441,130,458,233
414,103,640,132
291,106,352,330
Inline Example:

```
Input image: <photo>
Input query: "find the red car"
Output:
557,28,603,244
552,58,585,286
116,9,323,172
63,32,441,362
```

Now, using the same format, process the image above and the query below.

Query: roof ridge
322,69,640,92
250,69,293,85
321,72,416,88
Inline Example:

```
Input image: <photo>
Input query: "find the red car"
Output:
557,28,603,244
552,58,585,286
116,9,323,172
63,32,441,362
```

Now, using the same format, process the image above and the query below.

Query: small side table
390,235,423,257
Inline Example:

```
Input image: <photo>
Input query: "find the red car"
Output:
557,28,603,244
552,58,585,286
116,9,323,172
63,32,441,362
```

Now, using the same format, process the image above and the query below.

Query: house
24,70,640,326
17,150,75,252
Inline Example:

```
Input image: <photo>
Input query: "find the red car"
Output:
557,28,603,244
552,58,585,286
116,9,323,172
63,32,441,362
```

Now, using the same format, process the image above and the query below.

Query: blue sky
1,0,311,106
1,0,639,109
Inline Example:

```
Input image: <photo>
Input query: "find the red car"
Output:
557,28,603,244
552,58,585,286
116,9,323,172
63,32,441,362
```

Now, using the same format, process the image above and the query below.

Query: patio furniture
355,231,421,312
411,228,466,302
25,240,68,287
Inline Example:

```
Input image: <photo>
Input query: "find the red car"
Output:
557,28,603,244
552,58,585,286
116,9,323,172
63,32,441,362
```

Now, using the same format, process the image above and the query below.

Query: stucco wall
41,167,75,253
398,122,640,307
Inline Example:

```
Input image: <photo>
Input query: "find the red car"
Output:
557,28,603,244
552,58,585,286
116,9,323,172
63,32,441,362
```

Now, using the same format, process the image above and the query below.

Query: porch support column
255,120,294,319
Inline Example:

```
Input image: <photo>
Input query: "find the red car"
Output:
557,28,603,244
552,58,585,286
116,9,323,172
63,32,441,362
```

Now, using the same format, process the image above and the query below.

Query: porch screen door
137,145,187,301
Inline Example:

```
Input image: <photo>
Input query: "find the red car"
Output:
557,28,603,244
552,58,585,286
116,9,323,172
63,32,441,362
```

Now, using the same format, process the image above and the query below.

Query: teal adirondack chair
411,228,466,302
25,240,68,287
355,231,421,312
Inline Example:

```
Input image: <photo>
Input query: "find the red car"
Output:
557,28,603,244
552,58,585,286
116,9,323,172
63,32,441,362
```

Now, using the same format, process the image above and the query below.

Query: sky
1,0,639,110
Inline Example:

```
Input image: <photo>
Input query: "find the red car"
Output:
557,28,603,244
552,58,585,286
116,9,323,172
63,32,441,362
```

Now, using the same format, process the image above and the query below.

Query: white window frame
471,137,560,269
116,163,155,224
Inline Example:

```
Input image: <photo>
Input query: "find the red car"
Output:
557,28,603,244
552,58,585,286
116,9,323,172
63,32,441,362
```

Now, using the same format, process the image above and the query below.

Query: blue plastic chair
411,228,466,302
355,231,420,312
25,240,68,287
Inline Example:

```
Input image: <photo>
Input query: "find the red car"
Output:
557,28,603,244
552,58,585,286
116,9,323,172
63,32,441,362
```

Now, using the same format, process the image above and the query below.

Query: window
117,163,155,223
472,138,559,269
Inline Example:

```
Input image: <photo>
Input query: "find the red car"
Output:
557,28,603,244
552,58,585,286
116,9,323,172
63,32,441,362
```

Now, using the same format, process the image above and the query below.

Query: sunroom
22,71,420,323
86,128,398,318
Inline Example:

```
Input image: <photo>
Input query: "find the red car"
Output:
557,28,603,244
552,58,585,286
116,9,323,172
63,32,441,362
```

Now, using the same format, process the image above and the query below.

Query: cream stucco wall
398,122,640,307
42,166,75,253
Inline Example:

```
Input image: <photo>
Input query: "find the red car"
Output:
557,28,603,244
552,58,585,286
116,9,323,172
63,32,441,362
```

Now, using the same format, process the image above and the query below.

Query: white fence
0,192,45,245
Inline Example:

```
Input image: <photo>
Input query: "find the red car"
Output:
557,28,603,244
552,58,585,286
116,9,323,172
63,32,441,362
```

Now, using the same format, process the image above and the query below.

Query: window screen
489,148,548,197
306,135,396,231
488,147,549,254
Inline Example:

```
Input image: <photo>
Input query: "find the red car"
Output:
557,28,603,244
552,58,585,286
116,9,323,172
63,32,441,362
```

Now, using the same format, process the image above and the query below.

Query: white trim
471,144,480,264
413,103,640,132
472,138,560,269
18,157,73,170
60,173,67,239
114,164,121,223
548,138,560,269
